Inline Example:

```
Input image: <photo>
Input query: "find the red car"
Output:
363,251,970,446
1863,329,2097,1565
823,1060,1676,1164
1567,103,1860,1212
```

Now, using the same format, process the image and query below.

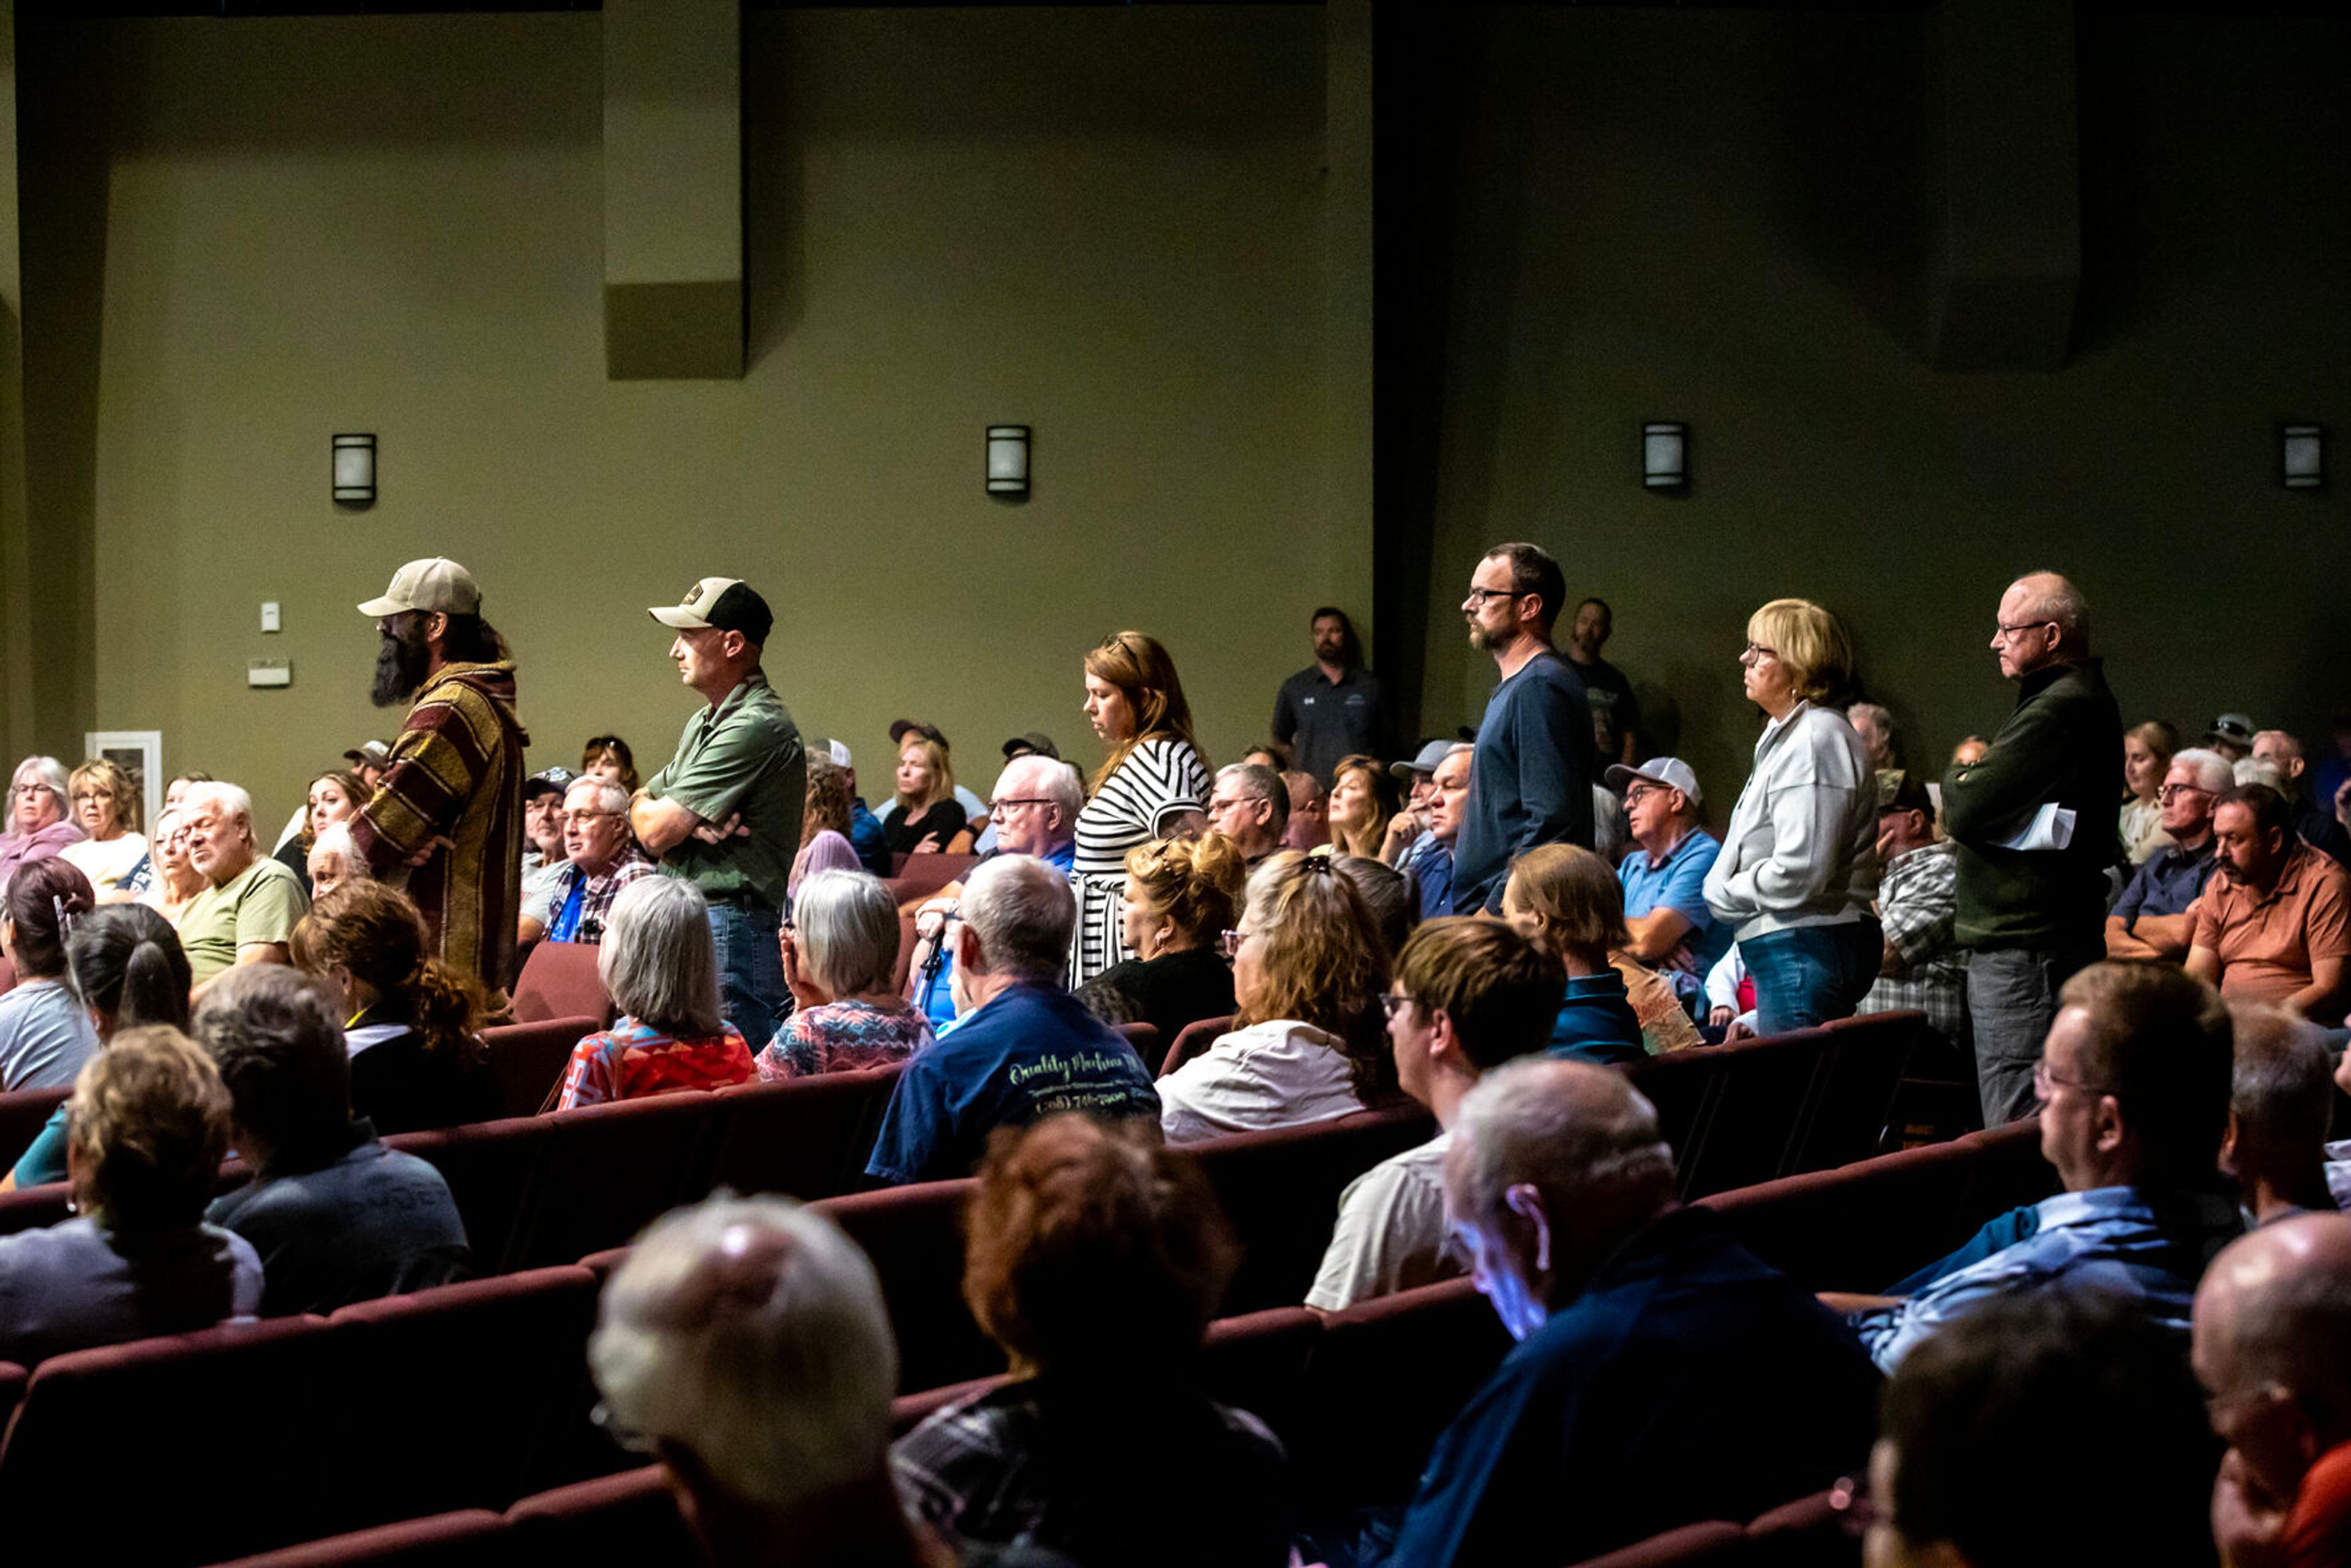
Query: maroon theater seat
383,1112,553,1275
893,1373,1008,1435
0,1086,69,1172
887,851,980,903
0,1316,338,1564
326,1267,606,1528
1159,1014,1236,1078
0,1359,25,1432
0,1180,70,1239
891,911,923,994
1196,1305,1323,1446
511,1090,730,1268
816,1178,999,1393
480,1014,602,1117
1670,1026,1837,1199
708,1063,906,1201
1791,1010,1925,1173
1572,1521,1753,1568
1113,1019,1164,1075
510,942,614,1027
506,1465,697,1562
206,1510,509,1568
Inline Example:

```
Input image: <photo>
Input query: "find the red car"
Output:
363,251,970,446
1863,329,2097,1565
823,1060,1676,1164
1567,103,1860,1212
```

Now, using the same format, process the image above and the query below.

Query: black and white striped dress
1068,736,1210,988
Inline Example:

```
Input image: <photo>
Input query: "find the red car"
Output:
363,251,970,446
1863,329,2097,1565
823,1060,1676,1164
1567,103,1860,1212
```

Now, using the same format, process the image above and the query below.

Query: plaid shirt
1861,840,1966,1043
542,847,656,945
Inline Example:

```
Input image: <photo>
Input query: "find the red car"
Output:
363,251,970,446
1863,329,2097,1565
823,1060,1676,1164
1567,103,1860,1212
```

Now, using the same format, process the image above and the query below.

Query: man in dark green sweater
1941,571,2122,1127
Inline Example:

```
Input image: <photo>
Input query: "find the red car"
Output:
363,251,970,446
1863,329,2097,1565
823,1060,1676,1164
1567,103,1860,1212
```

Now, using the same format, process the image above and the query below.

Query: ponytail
66,904,192,1035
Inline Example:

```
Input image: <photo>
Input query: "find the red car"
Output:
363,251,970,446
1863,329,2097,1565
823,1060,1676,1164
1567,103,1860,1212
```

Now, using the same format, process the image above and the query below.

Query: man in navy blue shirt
2107,748,2229,962
867,855,1156,1185
1383,1057,1878,1566
1451,543,1597,915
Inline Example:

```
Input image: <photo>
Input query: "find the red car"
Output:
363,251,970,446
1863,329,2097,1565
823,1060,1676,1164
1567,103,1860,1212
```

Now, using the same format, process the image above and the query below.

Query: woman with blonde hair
579,734,640,794
2118,719,2178,865
884,733,966,857
1324,754,1393,861
1504,844,1699,1060
1076,833,1245,1052
1157,851,1392,1144
298,880,499,1133
1069,632,1211,988
59,758,150,899
1702,598,1880,1034
272,768,366,896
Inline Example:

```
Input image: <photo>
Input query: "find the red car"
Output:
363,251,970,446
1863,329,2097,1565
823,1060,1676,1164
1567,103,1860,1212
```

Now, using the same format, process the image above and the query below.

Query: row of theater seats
170,1117,2048,1568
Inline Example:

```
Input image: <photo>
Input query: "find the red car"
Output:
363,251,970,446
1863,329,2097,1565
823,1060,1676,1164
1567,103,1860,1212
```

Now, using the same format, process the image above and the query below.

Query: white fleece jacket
1702,700,1880,939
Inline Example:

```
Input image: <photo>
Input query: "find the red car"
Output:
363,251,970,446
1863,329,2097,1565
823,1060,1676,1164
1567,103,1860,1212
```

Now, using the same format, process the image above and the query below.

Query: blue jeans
707,899,786,1051
1742,920,1881,1037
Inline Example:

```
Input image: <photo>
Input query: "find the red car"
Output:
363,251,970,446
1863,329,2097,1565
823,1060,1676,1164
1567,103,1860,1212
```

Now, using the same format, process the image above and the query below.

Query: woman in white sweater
1157,850,1393,1144
1701,599,1881,1035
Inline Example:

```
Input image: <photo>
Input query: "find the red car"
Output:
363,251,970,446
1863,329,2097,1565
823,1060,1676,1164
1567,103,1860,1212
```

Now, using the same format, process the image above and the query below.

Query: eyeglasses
1741,642,1777,662
70,790,113,803
1622,783,1668,805
989,797,1054,813
2034,1059,2116,1100
10,784,56,799
1993,619,2055,643
1218,929,1253,958
561,810,623,826
2157,784,2213,802
1462,587,1521,607
1378,992,1416,1019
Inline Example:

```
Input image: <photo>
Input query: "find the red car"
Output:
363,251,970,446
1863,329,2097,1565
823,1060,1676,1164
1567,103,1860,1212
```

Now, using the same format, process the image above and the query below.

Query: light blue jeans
1741,919,1882,1038
707,898,787,1051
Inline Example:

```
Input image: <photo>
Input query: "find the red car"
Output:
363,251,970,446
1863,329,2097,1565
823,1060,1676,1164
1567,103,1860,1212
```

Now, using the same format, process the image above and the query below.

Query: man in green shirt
179,781,310,996
632,577,806,1047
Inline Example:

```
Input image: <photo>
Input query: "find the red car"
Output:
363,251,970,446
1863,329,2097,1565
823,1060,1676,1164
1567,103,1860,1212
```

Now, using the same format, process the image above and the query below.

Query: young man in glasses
2106,747,2232,962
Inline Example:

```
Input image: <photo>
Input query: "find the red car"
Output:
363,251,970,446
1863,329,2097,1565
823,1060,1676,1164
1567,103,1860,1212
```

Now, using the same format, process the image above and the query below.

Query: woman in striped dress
1069,632,1211,988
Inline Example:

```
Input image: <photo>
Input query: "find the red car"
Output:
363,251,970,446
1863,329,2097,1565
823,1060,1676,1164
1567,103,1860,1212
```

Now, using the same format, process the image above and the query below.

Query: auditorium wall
1412,8,2350,811
23,8,1335,828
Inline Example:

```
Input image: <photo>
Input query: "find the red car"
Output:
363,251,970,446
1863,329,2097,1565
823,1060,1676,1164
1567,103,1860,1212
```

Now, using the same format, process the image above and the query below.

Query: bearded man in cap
351,557,528,996
632,577,806,1047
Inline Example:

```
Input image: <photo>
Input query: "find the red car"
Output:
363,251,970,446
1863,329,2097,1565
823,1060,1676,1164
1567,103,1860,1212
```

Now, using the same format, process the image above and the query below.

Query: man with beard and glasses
350,558,528,999
1272,607,1385,789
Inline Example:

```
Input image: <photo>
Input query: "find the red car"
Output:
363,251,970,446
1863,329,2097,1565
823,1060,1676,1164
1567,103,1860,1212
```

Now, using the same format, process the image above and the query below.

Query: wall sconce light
332,433,377,507
986,425,1030,501
2281,422,2324,491
1642,421,1689,492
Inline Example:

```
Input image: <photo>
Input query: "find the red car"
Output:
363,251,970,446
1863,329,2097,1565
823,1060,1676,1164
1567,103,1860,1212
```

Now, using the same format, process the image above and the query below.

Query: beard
372,621,432,708
1468,622,1509,652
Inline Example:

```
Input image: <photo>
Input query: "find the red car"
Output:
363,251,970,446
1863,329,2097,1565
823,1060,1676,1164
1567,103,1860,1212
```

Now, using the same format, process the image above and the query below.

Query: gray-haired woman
0,756,84,890
756,869,935,1081
554,877,754,1109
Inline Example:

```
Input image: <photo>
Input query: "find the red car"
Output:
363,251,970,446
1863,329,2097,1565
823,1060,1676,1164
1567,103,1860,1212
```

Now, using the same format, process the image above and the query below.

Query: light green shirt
179,856,309,983
643,671,805,912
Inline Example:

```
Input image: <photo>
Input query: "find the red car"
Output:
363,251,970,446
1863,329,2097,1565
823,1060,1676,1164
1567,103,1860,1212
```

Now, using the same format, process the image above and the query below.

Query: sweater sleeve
1710,777,1862,919
1941,689,2077,844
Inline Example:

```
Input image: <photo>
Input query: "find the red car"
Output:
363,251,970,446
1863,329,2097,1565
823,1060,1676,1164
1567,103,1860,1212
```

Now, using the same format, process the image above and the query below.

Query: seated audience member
578,733,640,793
1306,918,1564,1311
868,857,1157,1184
516,766,573,910
2209,713,2259,762
908,754,1083,1030
1075,833,1243,1051
1504,844,1695,1060
1950,735,1990,768
0,858,100,1092
883,730,969,857
1849,700,1899,774
1242,743,1289,775
0,1028,261,1363
0,756,84,886
2195,1212,2351,1568
1382,1058,1879,1566
789,752,863,897
1869,1286,2218,1568
1847,962,2241,1371
885,720,991,835
1205,763,1289,868
2255,727,2351,871
1704,942,1757,1040
1862,770,1966,1049
1378,740,1452,867
306,822,369,900
273,768,366,898
590,1196,1015,1568
59,757,149,898
1280,769,1330,853
2188,783,2351,1021
757,869,934,1080
299,882,500,1133
826,738,894,877
196,964,471,1316
178,781,308,993
557,877,755,1111
1607,757,1728,1002
521,775,656,947
1402,745,1471,921
896,1117,1288,1568
1327,753,1393,860
2221,1001,2339,1226
140,809,206,923
2107,747,2229,961
2118,718,2180,865
1336,854,1414,958
1157,852,1392,1145
8,904,190,1189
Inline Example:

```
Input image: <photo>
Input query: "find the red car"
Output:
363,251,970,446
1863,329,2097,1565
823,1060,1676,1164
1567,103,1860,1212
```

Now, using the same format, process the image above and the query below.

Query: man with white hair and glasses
1373,1057,1878,1567
2106,746,2230,962
907,754,1083,1030
520,775,656,947
177,782,309,994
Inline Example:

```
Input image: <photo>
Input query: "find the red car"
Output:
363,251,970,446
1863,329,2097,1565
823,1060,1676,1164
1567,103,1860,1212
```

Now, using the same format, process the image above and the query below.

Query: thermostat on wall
247,660,292,688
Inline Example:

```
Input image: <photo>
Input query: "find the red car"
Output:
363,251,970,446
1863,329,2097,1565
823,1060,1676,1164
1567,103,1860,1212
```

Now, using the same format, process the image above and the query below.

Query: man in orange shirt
2189,784,2351,1023
2195,1213,2351,1568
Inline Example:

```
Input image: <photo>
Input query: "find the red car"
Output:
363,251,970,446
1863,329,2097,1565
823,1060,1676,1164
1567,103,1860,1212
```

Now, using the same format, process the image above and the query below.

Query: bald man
2194,1213,2351,1568
1941,570,2122,1125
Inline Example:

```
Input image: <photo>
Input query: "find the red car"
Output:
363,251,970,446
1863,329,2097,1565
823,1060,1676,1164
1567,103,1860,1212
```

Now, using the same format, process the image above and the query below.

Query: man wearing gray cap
1609,757,1728,1003
350,557,528,995
631,577,805,1048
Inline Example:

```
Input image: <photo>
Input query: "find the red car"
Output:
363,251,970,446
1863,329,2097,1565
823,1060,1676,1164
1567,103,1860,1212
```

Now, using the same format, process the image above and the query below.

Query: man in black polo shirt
1272,606,1385,787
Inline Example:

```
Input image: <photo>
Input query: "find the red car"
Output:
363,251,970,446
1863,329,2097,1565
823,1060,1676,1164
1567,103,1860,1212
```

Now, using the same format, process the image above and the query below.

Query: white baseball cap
1604,756,1702,807
358,558,481,618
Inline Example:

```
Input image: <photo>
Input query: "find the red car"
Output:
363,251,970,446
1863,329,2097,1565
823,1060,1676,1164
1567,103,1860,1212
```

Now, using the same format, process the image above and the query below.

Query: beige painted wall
55,8,1335,831
1416,9,2351,817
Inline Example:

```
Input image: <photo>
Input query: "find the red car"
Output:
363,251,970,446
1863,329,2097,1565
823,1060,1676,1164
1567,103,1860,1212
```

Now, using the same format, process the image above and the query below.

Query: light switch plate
247,660,291,688
261,601,280,632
